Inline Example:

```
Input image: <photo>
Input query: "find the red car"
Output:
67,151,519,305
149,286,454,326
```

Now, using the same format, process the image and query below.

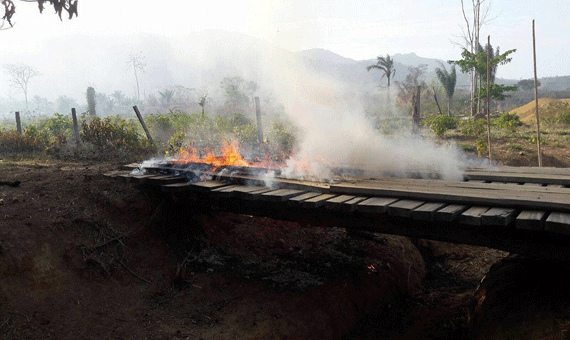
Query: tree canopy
367,54,396,88
449,42,516,82
2,0,78,28
435,63,457,115
517,78,541,91
449,42,517,107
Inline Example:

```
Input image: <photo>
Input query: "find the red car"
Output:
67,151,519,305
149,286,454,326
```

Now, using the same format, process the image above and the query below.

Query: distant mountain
299,48,357,65
1,29,569,110
298,49,471,90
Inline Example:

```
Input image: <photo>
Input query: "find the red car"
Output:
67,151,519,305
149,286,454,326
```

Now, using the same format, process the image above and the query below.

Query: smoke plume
261,50,469,181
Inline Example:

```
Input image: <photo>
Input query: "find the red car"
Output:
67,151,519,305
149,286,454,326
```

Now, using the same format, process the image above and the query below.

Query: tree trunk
412,86,421,134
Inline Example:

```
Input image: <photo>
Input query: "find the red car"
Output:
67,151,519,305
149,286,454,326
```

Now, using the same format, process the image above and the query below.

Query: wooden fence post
132,105,154,144
432,87,443,115
71,108,81,145
255,96,263,144
15,111,21,134
533,19,542,167
486,35,492,161
412,86,421,135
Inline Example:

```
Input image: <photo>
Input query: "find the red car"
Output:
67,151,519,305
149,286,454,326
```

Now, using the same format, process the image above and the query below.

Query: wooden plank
260,189,305,202
435,204,467,221
331,177,570,212
121,163,141,171
325,195,356,210
481,207,518,226
460,206,490,225
523,182,542,187
412,202,447,221
210,184,242,197
516,210,547,231
340,196,368,212
288,192,322,206
466,166,570,177
216,173,330,193
241,187,275,200
357,197,398,214
302,194,338,208
464,169,570,186
388,200,425,218
189,180,231,193
161,182,192,192
545,212,570,235
146,175,186,186
129,174,162,184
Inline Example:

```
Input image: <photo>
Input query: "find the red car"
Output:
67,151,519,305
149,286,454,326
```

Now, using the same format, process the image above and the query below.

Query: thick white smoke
260,49,469,181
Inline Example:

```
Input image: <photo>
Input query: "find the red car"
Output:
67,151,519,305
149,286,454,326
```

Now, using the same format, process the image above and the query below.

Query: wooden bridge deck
105,165,570,261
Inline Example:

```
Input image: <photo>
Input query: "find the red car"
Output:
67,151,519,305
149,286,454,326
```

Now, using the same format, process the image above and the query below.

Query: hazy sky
2,0,569,80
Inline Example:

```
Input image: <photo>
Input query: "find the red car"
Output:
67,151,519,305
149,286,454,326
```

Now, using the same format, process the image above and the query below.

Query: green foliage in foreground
493,112,523,133
145,109,298,156
423,114,458,138
459,118,487,137
0,113,154,161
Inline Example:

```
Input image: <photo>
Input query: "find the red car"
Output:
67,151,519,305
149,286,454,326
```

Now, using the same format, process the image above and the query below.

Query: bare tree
3,63,39,111
126,52,146,101
2,0,78,29
459,0,493,115
199,93,207,116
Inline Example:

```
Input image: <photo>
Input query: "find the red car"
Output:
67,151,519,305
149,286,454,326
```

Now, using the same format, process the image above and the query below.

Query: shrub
554,102,570,124
507,142,525,151
0,130,40,153
493,112,522,133
476,138,487,157
266,118,298,155
77,116,154,161
458,142,477,153
460,118,487,137
424,114,458,138
168,131,186,154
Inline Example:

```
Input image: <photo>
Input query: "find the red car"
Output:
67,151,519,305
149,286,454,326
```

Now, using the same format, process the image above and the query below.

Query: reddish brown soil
0,157,567,339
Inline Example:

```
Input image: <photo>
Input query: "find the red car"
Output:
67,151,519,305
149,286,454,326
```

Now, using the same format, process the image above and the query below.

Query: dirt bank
1,160,562,339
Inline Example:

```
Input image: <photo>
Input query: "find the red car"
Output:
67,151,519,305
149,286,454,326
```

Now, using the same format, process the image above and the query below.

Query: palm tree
435,63,457,116
367,54,396,89
158,89,175,108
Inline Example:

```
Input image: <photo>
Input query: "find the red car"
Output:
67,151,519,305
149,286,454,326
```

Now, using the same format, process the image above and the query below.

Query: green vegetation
476,138,487,157
0,105,299,163
435,63,457,115
0,113,154,161
493,112,523,134
144,109,297,158
424,114,458,137
459,118,487,137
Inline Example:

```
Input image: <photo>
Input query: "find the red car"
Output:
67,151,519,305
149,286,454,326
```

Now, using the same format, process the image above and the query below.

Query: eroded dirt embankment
3,161,567,340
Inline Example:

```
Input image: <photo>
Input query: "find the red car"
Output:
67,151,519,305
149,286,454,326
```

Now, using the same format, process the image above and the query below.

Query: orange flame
171,140,321,173
173,141,249,168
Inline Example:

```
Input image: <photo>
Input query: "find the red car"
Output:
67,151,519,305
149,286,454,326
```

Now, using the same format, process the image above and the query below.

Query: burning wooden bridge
105,163,570,261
